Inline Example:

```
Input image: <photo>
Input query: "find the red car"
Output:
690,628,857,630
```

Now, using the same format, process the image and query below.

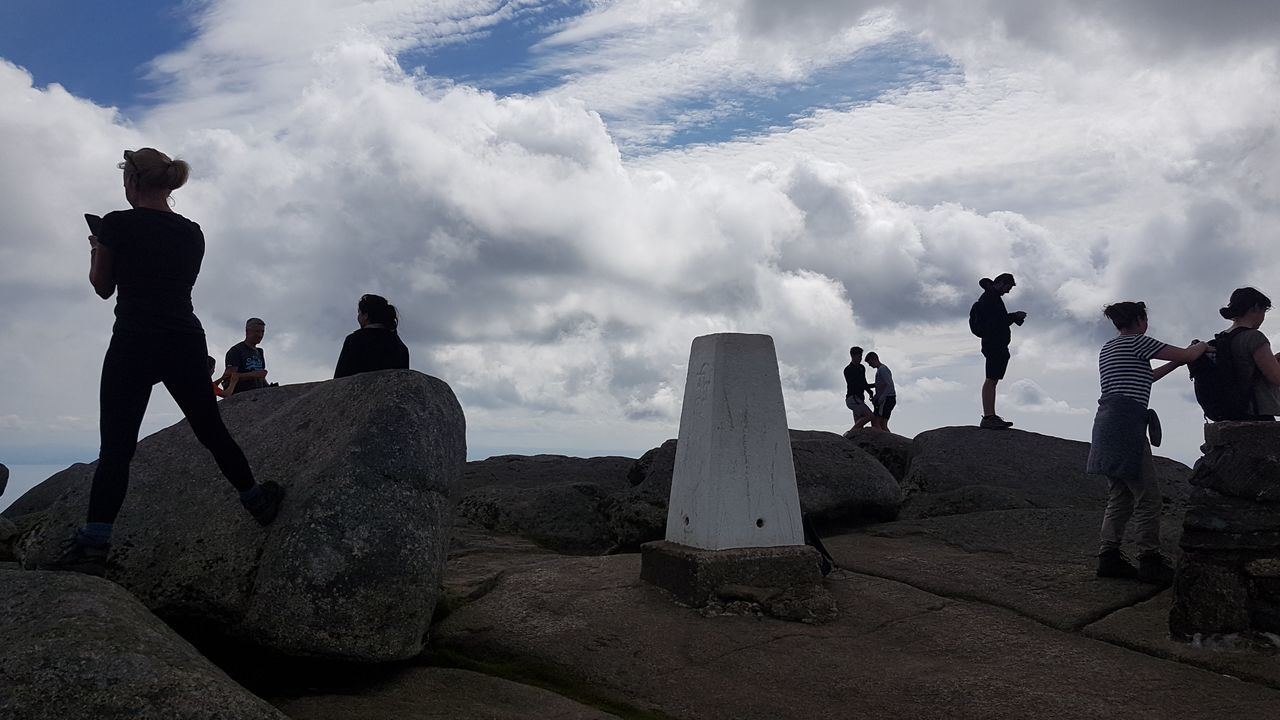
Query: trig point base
640,540,824,606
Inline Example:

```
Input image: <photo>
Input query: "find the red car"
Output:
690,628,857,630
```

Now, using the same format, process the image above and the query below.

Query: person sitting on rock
865,352,896,432
842,346,875,436
223,317,269,395
971,273,1026,429
208,355,231,398
1216,287,1280,419
1087,301,1206,587
334,293,410,378
45,148,283,577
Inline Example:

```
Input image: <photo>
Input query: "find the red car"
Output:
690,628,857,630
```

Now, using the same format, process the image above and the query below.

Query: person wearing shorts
866,352,896,431
972,273,1026,429
843,346,875,435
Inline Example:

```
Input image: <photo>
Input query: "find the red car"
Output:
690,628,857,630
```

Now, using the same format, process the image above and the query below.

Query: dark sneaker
243,481,286,527
1137,552,1175,588
1096,549,1138,579
979,414,1014,429
41,538,110,577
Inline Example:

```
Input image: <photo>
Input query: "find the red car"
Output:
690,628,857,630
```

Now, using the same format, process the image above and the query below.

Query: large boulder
608,431,901,548
17,370,465,662
900,427,1192,519
456,455,632,554
842,429,915,482
2,462,96,519
1,567,285,720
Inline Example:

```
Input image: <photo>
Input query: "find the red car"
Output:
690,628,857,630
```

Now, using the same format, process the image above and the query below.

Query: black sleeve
335,335,356,378
96,211,126,249
225,345,243,371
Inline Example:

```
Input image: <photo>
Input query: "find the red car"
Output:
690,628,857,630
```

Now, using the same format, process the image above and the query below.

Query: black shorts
874,395,896,419
982,343,1011,380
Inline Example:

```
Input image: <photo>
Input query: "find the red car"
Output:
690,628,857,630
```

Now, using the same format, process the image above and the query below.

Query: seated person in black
224,317,268,394
335,294,410,378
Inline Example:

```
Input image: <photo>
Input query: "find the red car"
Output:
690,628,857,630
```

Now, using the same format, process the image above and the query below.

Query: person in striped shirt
1086,301,1207,587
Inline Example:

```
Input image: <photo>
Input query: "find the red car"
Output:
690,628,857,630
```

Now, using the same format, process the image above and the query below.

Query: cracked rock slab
824,508,1181,631
269,667,622,720
433,553,1280,719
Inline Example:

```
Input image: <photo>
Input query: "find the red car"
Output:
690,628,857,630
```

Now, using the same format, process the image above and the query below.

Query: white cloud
2,0,1279,469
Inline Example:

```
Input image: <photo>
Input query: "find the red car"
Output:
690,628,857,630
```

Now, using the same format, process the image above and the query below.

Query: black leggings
87,332,256,524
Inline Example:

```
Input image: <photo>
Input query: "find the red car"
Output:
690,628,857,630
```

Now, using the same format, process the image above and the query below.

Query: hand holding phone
84,213,103,237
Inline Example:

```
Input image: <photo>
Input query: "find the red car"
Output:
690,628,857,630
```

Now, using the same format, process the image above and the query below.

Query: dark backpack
1189,327,1254,421
968,301,985,338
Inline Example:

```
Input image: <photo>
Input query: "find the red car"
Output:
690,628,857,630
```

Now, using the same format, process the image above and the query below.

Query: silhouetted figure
224,318,268,395
1087,301,1206,587
334,294,410,378
970,273,1026,429
1217,287,1280,419
46,148,283,577
842,346,874,436
865,352,896,432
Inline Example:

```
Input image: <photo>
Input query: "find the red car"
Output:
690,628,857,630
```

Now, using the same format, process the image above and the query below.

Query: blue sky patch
0,0,197,112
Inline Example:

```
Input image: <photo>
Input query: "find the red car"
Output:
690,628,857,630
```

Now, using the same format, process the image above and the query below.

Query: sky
2,1,1279,492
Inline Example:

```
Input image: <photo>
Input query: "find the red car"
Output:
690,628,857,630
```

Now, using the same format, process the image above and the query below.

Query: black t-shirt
334,327,410,378
97,208,205,336
225,342,268,392
844,362,872,399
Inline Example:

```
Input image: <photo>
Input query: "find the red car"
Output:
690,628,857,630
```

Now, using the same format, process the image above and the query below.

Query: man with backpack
969,273,1026,429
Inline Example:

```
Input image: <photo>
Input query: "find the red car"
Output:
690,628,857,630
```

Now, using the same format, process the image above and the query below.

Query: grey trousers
1099,442,1161,555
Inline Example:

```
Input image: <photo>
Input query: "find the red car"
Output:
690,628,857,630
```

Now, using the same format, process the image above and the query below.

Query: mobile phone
84,213,103,236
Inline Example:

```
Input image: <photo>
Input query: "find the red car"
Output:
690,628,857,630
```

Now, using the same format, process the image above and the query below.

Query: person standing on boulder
1087,301,1207,587
842,346,875,436
334,294,410,378
865,352,896,432
46,148,284,576
970,273,1026,429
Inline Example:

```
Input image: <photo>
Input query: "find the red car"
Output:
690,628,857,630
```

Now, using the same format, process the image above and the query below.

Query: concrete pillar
664,333,804,550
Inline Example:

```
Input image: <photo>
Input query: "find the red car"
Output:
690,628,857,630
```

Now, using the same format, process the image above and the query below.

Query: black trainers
979,414,1014,429
1096,549,1138,579
1137,552,1175,588
242,481,286,527
41,538,110,577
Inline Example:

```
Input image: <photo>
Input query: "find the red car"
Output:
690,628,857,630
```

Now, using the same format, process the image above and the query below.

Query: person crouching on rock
1086,301,1206,588
45,148,284,577
334,293,410,378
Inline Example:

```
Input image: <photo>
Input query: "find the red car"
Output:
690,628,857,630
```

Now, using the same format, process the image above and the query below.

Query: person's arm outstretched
1151,341,1209,382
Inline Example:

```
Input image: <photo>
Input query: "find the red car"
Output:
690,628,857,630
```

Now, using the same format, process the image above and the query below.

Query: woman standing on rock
1215,287,1280,420
1086,301,1206,587
46,148,283,576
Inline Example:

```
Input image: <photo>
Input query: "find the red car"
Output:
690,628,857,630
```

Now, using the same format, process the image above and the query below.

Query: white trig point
664,333,805,550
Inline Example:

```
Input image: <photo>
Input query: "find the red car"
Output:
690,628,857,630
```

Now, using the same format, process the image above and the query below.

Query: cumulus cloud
2,0,1279,469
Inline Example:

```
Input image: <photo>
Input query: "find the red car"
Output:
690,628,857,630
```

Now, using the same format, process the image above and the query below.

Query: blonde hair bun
120,147,190,191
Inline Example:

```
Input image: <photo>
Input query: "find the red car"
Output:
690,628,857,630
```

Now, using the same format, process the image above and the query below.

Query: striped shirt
1098,334,1168,407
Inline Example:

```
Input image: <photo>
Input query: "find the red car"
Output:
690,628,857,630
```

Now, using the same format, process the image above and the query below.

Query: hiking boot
979,414,1014,429
41,538,110,577
1137,552,1176,588
1096,549,1138,579
242,481,286,527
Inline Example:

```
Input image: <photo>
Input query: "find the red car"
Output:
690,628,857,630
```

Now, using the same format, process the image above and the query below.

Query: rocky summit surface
8,418,1276,719
2,567,285,720
11,369,465,662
